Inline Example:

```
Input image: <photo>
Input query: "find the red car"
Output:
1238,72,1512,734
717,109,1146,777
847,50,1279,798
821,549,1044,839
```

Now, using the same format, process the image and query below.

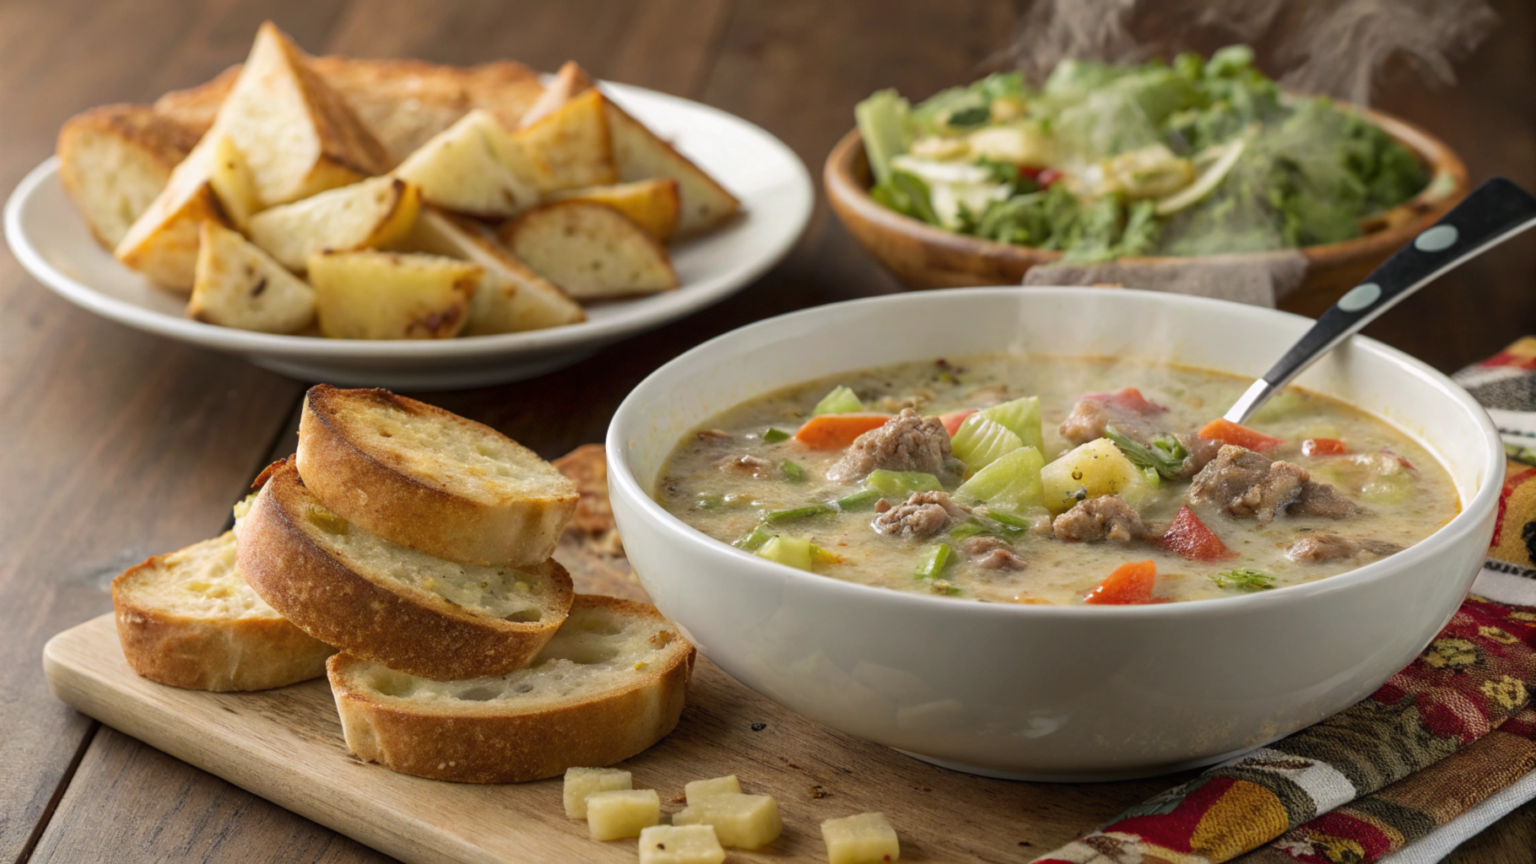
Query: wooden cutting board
42,534,1175,864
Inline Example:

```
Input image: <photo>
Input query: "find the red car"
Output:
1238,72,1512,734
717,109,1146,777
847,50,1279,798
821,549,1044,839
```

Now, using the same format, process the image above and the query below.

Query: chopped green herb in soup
654,355,1458,605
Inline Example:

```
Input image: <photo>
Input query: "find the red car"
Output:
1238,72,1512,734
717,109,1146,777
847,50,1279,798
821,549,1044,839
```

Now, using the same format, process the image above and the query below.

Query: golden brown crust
328,595,695,783
237,461,573,680
552,443,621,555
110,549,334,692
57,104,203,248
296,384,577,567
153,56,544,165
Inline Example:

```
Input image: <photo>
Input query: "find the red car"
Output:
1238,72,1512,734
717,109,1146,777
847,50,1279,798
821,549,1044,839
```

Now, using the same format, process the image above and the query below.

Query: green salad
856,46,1429,262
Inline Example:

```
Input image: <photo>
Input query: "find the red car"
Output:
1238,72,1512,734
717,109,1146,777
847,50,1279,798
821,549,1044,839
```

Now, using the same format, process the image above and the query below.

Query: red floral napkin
1032,339,1536,864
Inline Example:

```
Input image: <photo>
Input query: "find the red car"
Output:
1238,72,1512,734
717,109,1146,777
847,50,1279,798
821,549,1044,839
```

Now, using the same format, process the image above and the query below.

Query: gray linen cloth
1021,251,1309,308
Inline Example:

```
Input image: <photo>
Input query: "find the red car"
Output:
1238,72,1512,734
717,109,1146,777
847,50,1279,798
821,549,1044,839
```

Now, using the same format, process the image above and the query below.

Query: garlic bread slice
57,104,200,248
549,178,681,243
296,383,579,566
112,531,334,691
248,176,420,272
308,249,478,340
606,100,740,236
187,221,315,333
328,594,694,782
208,22,390,207
392,109,539,218
238,459,575,680
392,209,585,334
512,89,617,194
499,201,677,300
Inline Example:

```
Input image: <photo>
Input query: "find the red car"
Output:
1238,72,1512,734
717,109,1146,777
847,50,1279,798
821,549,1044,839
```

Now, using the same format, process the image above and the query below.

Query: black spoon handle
1225,177,1536,424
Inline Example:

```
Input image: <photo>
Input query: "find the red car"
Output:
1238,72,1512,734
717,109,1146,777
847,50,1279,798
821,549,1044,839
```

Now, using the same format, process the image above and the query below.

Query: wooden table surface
3,1,1535,861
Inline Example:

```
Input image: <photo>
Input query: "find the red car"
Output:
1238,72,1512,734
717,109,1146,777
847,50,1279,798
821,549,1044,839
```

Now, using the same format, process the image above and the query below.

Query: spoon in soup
1225,177,1536,424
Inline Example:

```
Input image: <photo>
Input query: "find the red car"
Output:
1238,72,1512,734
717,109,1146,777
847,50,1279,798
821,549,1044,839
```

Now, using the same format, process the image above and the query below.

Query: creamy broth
654,354,1459,605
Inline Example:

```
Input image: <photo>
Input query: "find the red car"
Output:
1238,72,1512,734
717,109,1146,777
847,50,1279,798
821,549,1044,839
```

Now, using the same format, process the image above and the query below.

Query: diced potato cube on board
563,767,632,819
684,774,741,804
822,812,900,864
637,825,726,864
586,789,659,841
673,792,781,850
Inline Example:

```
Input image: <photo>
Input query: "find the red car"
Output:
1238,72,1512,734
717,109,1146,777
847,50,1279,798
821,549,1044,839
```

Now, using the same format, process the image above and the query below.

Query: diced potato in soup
654,354,1459,605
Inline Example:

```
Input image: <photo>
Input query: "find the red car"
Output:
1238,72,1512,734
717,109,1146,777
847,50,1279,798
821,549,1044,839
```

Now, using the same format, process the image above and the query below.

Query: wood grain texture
7,0,1536,859
43,613,1177,864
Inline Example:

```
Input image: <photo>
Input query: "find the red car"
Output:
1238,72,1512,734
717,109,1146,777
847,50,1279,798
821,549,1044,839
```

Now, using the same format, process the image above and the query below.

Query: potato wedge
208,22,390,207
499,201,677,300
606,100,740,236
187,221,315,333
517,60,594,130
392,110,538,218
206,135,260,232
248,176,420,272
308,249,479,339
549,179,680,243
114,135,244,293
57,104,200,248
512,89,617,194
392,209,585,334
155,57,546,163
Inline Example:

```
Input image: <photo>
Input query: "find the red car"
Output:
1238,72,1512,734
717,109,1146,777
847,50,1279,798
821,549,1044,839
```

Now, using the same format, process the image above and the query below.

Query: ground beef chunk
1173,432,1223,479
960,535,1026,570
1189,445,1359,524
1059,389,1168,446
827,408,952,483
1287,533,1404,563
1052,495,1154,543
872,491,969,538
717,454,773,478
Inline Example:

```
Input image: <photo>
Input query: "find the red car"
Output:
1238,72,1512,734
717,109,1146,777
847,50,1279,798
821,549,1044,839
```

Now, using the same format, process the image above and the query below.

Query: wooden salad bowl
824,106,1468,316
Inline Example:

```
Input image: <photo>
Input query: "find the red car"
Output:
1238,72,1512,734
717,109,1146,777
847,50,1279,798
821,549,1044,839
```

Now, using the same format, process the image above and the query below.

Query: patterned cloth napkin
1033,338,1536,864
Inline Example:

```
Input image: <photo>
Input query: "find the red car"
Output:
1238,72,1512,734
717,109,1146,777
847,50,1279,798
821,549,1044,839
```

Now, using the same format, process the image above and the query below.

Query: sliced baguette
57,104,200,248
238,459,574,679
111,531,334,691
328,594,695,783
248,176,421,272
391,209,585,334
187,221,316,334
296,384,578,565
499,201,678,300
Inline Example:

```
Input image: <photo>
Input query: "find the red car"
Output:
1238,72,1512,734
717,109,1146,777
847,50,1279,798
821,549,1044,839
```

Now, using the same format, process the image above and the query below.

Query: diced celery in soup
653,354,1459,605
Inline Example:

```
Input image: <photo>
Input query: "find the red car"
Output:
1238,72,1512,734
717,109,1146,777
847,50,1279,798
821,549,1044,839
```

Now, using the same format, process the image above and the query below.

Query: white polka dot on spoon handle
1225,177,1536,425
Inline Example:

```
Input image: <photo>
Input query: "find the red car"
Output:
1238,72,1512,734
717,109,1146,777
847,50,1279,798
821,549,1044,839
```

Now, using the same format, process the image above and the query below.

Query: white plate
4,83,812,390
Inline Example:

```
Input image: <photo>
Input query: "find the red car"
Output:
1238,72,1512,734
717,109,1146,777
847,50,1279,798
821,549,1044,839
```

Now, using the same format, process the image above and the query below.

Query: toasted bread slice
328,594,695,782
512,89,617,194
392,209,585,334
308,249,478,340
392,110,539,218
296,384,579,565
605,100,739,236
517,60,595,130
209,23,390,207
238,460,574,679
155,57,545,163
112,531,334,691
549,179,681,243
248,176,420,272
113,135,246,293
499,201,678,300
57,104,200,248
187,221,316,333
